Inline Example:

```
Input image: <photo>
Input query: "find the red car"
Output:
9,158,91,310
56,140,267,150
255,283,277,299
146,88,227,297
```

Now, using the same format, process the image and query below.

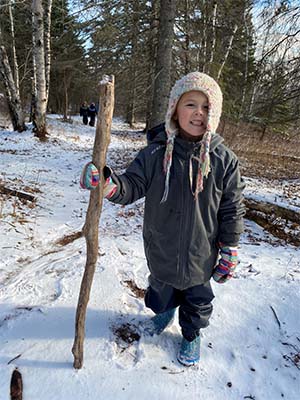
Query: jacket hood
147,123,167,144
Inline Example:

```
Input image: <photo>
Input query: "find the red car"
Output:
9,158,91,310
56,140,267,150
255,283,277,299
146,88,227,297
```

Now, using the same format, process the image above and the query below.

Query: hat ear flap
172,110,178,121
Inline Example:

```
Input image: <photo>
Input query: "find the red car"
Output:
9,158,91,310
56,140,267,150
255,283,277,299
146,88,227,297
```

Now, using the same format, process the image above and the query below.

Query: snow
1,115,299,400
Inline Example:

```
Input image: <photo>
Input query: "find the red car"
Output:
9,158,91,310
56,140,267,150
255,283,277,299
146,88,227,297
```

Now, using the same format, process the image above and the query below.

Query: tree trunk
44,0,53,104
63,70,68,120
8,1,20,95
148,0,176,129
207,2,217,74
0,45,26,132
183,0,190,75
30,8,37,125
217,24,238,80
72,75,115,370
125,2,139,127
201,0,208,73
145,0,159,132
32,0,47,139
239,7,250,119
29,77,37,123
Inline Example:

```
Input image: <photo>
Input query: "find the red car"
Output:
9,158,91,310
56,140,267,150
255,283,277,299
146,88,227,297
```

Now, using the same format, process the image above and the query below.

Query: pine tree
48,0,88,118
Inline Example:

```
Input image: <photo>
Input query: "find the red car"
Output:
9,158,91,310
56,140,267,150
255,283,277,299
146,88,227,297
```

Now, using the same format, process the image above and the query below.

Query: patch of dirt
112,322,140,350
123,279,146,298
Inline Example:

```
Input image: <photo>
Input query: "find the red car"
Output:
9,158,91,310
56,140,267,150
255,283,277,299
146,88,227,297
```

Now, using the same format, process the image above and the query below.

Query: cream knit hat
162,71,223,202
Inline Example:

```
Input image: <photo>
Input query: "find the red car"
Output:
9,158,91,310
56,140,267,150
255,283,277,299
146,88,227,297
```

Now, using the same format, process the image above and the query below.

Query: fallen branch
72,75,115,369
0,185,35,202
55,231,83,246
245,198,300,225
270,305,281,329
245,198,300,246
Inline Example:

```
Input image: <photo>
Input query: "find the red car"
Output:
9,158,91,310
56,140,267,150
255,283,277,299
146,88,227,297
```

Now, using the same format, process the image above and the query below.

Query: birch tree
32,0,47,139
44,0,53,104
207,2,217,73
8,0,20,95
0,5,26,132
217,24,238,80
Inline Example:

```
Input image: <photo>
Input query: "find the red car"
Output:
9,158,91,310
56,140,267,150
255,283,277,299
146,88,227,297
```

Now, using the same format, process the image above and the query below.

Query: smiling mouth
190,121,204,127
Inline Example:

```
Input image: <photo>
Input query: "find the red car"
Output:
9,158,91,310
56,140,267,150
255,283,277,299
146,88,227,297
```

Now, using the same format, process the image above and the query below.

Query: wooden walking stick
10,368,23,400
72,75,115,369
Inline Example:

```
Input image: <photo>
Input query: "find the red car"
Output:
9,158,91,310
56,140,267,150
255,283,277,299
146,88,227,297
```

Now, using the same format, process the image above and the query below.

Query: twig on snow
7,354,22,365
270,305,281,329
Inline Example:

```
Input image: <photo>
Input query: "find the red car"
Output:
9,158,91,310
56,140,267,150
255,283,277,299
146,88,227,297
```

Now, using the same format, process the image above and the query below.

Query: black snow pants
145,276,214,341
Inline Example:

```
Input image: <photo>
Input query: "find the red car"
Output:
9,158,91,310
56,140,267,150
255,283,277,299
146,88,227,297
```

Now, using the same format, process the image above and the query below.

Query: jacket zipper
178,156,194,288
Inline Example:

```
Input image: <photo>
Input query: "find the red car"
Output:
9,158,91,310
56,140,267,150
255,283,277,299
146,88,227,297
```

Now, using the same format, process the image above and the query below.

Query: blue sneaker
141,308,176,336
177,336,200,366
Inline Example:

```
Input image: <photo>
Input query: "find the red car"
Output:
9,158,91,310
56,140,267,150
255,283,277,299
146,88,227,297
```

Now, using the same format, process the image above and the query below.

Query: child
80,72,245,367
79,101,89,125
88,103,97,127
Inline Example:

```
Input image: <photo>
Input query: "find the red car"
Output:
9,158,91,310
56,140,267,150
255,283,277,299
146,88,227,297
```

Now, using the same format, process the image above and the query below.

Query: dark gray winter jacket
109,125,245,290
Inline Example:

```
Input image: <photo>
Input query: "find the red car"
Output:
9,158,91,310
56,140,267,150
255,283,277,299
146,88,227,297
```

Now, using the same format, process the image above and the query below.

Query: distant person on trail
88,103,97,127
79,102,89,125
80,72,245,367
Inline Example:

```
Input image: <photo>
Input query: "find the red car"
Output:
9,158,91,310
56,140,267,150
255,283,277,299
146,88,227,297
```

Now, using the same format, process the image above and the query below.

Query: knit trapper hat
162,71,223,202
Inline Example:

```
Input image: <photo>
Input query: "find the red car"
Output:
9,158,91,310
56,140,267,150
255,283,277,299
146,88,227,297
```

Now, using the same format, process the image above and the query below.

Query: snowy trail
0,117,299,400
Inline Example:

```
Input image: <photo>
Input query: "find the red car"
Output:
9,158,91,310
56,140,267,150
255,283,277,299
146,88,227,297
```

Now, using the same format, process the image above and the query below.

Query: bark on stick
10,368,22,400
72,75,115,369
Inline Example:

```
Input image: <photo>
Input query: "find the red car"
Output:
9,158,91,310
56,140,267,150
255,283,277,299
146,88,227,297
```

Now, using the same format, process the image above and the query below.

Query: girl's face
173,91,209,138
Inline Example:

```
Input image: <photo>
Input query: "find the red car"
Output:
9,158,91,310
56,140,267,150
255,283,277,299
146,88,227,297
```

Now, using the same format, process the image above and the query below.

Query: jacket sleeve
108,148,148,205
217,156,246,246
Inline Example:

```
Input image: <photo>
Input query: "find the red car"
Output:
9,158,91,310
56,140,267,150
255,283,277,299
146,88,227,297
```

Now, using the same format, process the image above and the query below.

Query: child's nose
194,106,203,115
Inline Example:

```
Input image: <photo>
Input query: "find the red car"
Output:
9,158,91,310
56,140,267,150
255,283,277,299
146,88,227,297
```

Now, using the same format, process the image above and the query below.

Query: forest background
0,0,299,142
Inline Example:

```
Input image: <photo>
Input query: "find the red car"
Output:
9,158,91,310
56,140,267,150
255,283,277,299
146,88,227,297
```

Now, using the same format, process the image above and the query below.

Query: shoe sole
177,354,200,367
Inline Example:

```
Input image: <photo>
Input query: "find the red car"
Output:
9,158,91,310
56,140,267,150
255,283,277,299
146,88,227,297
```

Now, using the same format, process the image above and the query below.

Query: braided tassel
161,135,175,203
193,131,212,199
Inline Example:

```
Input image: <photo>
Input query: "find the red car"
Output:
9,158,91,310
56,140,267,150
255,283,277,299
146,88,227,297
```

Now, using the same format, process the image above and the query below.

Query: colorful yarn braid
190,130,212,198
161,135,175,202
213,244,238,284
